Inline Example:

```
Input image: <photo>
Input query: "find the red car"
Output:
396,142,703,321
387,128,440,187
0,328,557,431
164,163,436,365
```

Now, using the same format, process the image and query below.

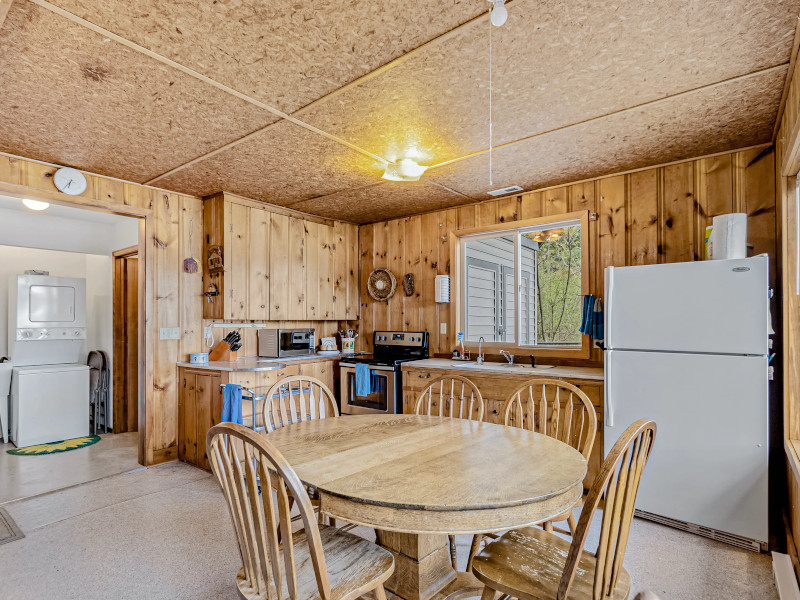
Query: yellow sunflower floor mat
7,435,101,455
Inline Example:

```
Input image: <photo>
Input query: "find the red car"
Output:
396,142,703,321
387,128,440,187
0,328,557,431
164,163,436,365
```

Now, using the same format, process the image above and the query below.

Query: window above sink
453,211,591,359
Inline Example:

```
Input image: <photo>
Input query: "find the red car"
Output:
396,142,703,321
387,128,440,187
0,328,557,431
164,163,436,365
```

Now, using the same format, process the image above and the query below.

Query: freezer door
605,256,768,355
605,349,768,543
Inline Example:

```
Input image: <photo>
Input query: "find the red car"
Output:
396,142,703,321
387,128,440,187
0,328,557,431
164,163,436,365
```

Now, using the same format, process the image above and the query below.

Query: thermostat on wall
435,275,450,303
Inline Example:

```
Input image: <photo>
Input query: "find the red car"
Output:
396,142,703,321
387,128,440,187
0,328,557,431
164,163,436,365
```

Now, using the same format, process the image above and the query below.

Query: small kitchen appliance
340,331,428,415
257,328,315,358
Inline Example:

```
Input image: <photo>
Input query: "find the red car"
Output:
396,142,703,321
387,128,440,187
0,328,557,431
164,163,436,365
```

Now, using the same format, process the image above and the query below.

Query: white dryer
10,364,90,447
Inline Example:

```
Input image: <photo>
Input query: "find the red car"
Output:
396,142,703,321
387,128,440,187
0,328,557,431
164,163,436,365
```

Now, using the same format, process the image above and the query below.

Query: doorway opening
0,194,144,503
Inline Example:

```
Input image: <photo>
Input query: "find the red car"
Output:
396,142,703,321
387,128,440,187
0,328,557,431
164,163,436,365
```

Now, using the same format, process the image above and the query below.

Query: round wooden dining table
263,413,586,600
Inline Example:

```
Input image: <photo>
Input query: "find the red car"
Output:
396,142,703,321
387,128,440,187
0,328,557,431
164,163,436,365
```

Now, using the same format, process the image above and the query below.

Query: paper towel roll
710,213,747,260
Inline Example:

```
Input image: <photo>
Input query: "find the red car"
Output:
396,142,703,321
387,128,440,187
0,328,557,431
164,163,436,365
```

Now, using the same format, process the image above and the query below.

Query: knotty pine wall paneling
358,147,777,363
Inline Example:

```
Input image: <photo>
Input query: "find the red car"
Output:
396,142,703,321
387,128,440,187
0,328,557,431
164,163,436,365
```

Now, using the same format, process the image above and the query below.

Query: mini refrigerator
604,255,770,549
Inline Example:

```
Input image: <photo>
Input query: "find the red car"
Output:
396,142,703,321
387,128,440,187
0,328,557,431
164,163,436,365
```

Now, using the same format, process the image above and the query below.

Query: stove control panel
373,331,428,347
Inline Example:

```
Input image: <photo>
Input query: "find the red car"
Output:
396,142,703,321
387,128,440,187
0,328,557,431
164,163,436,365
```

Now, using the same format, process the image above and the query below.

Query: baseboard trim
774,552,800,600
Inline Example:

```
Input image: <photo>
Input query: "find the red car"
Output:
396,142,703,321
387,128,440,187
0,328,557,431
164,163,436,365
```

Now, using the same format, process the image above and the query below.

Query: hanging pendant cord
489,9,493,186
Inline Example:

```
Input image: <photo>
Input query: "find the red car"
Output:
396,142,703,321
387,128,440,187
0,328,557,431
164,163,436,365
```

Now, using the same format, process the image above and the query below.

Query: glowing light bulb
22,199,49,211
382,158,428,182
490,0,507,26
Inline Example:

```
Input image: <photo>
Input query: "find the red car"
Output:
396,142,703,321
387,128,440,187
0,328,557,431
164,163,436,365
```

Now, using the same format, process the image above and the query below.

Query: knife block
209,340,237,362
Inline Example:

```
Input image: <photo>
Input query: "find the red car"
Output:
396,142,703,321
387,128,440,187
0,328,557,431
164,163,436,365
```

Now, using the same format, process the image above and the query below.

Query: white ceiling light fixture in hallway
22,199,49,211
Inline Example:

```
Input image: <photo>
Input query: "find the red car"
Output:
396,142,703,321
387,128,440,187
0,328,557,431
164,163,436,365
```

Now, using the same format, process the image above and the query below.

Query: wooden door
113,247,139,433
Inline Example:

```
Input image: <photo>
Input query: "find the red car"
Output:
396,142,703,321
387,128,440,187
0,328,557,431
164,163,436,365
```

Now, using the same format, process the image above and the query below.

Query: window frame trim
452,210,591,359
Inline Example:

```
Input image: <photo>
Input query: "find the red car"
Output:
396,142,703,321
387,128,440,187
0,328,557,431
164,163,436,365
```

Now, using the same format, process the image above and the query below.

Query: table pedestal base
376,531,457,600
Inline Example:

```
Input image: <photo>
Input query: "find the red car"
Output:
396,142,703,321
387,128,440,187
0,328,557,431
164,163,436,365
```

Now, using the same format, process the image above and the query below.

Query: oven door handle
340,364,396,372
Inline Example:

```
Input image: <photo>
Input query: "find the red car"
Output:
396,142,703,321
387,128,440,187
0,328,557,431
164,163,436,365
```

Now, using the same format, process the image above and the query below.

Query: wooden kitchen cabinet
178,369,223,470
178,358,339,470
203,192,357,321
401,364,604,488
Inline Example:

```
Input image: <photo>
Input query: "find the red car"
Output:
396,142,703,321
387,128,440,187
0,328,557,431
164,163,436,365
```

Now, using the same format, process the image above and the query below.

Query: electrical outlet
440,323,447,334
204,326,212,339
159,327,180,340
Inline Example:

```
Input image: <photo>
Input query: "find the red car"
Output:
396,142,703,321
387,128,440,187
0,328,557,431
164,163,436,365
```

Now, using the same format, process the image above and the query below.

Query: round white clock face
53,167,87,196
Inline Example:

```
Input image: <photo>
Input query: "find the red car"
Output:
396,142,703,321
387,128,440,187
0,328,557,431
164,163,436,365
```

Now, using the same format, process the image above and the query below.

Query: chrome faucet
499,349,514,365
477,337,485,364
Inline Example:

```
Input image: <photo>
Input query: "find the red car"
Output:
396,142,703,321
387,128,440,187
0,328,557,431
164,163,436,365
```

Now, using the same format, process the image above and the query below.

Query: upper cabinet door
269,213,290,320
248,207,270,321
287,216,307,320
225,201,250,321
306,222,334,320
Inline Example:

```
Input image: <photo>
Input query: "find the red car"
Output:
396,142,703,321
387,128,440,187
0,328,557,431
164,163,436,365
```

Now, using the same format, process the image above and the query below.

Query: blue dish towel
592,297,604,341
221,383,243,425
355,363,371,397
580,294,594,335
579,295,604,341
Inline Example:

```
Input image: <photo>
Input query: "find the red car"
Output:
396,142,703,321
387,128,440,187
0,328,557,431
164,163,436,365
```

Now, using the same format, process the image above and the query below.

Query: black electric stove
339,331,428,414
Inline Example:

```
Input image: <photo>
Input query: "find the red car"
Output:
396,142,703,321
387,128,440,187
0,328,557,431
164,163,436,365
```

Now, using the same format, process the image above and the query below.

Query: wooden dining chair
415,374,484,569
262,375,340,526
262,375,339,432
414,375,485,421
471,419,656,600
206,422,395,600
466,379,597,571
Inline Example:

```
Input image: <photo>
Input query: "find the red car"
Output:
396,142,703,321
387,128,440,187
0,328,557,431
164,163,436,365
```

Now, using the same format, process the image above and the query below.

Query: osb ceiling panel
0,2,275,183
154,121,382,205
288,181,467,224
46,0,488,113
425,67,787,197
301,0,799,165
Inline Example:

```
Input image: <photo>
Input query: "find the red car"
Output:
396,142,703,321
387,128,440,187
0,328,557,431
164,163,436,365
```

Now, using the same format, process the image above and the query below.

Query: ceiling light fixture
489,0,508,27
382,158,428,182
22,199,50,211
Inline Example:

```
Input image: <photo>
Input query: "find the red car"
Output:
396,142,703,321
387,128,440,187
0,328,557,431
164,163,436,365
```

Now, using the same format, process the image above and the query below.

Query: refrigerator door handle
604,356,614,427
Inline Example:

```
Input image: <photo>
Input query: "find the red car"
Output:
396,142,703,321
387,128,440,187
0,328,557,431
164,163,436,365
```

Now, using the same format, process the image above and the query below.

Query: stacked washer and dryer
1,274,90,447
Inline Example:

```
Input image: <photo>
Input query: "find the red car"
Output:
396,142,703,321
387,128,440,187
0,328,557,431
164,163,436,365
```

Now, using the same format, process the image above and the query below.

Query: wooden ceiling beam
0,0,14,30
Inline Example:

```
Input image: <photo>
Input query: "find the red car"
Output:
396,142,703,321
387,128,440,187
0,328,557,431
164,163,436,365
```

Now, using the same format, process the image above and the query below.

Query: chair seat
472,527,630,600
237,524,394,600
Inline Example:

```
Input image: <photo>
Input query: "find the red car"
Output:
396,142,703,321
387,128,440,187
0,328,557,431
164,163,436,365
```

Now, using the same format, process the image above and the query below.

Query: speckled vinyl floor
0,461,779,600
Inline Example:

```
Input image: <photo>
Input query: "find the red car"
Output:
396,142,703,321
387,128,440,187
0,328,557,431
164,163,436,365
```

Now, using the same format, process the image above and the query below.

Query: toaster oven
257,328,315,358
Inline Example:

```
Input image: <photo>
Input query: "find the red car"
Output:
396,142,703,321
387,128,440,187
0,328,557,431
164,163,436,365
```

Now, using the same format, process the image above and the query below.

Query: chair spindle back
262,376,339,433
415,375,484,421
557,419,657,600
207,422,332,600
503,378,597,461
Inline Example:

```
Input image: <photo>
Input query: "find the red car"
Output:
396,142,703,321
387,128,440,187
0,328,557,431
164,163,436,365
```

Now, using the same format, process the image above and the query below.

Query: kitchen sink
449,361,554,370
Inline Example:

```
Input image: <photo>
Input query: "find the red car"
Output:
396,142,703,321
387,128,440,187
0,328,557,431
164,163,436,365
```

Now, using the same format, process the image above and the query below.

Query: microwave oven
257,328,315,358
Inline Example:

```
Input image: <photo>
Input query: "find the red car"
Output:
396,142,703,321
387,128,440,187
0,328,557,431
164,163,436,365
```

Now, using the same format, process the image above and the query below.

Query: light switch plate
160,327,180,340
440,323,447,334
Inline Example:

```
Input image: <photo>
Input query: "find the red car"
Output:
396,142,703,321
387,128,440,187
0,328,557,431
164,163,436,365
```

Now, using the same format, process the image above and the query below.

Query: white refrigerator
604,255,770,547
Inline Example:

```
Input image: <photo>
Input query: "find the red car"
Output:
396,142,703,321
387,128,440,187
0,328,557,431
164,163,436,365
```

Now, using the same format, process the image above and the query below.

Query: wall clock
53,167,87,196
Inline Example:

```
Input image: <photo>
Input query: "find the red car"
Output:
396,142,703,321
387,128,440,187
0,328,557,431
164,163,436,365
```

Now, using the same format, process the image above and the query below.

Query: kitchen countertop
177,352,365,372
401,358,604,381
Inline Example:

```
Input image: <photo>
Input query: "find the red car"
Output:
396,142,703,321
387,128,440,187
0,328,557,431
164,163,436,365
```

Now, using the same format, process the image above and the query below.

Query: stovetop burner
340,331,429,367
